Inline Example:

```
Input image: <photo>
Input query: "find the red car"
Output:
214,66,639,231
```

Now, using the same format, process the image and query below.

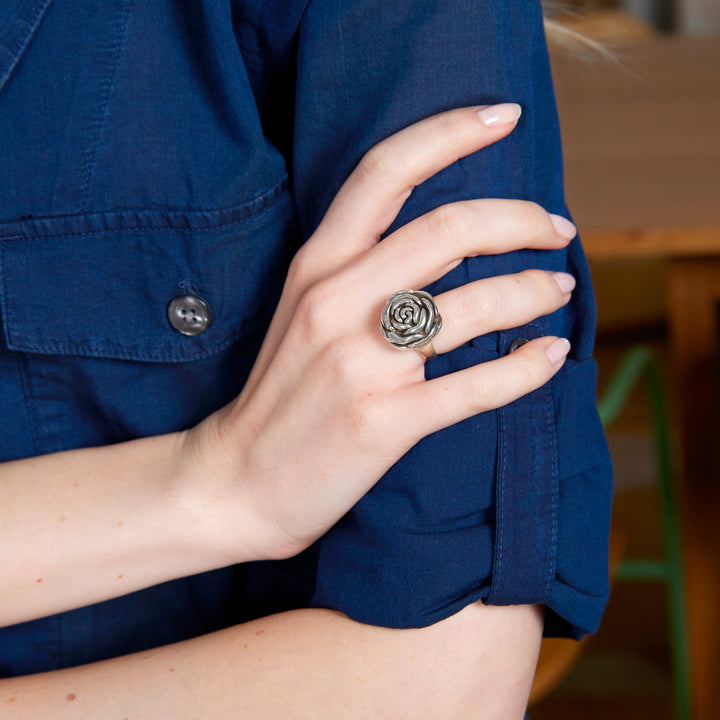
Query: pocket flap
0,189,296,362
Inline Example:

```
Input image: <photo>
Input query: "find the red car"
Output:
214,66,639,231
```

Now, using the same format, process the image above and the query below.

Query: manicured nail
477,103,522,127
546,338,571,364
550,214,577,240
552,272,576,294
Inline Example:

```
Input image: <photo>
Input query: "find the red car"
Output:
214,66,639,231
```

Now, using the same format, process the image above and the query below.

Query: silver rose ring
381,289,442,360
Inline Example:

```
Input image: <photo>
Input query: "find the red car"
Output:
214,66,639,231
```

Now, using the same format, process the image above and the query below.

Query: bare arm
1,602,543,720
0,432,264,626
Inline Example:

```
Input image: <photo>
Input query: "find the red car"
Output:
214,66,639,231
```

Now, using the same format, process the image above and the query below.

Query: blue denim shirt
0,0,612,676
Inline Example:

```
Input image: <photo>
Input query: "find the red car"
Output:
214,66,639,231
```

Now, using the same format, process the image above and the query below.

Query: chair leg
601,346,692,720
647,355,691,720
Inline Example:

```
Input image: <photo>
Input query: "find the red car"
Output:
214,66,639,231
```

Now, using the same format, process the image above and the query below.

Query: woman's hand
188,105,577,561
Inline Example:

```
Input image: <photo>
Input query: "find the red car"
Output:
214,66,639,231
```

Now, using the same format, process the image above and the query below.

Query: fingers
431,270,575,354
356,199,576,295
243,106,570,407
399,337,570,437
312,105,523,258
248,107,531,396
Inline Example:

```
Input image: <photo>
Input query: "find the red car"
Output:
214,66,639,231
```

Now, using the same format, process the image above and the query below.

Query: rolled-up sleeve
246,0,612,639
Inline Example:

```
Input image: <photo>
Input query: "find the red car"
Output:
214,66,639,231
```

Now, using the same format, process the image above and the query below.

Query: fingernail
550,214,577,240
546,337,571,364
477,103,522,127
552,272,576,294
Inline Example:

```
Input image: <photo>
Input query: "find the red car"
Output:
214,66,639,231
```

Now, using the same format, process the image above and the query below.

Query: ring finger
429,269,575,355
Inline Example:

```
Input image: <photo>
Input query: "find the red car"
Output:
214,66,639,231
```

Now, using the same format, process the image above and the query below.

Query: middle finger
354,198,577,295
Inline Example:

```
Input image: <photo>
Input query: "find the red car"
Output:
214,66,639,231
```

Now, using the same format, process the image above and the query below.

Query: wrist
176,408,291,566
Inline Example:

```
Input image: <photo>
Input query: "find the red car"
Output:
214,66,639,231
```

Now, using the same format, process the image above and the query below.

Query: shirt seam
79,0,132,210
543,378,559,603
0,176,289,240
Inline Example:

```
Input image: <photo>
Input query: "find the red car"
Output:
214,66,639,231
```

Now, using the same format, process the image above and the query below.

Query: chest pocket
0,0,53,94
0,180,295,363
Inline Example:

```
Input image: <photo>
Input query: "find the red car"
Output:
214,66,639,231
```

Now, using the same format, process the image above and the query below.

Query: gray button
167,294,212,336
507,337,529,354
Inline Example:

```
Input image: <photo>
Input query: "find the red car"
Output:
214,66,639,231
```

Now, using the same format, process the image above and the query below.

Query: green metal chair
597,345,691,720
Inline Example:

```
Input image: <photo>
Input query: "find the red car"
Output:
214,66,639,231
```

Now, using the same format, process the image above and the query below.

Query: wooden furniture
551,35,720,720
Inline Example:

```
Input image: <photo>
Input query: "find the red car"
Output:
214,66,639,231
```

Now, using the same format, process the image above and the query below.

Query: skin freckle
36,578,42,583
59,515,66,522
117,521,123,527
66,693,76,701
72,483,79,488
117,574,123,579
168,668,174,672
255,630,265,637
7,697,16,703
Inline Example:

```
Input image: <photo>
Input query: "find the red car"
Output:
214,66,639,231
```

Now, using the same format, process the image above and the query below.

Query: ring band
381,289,442,360
413,342,437,360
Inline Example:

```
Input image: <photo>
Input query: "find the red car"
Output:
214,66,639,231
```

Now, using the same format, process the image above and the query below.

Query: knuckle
357,142,399,185
432,112,467,145
427,203,474,249
517,268,546,284
458,282,503,328
517,268,552,296
516,201,549,239
286,246,314,290
521,269,567,310
323,338,360,377
294,279,335,340
514,351,545,388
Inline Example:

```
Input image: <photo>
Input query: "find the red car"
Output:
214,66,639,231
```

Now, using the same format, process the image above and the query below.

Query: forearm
0,602,542,720
0,423,257,627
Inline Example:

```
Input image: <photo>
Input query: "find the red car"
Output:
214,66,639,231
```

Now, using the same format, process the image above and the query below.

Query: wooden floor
530,330,676,719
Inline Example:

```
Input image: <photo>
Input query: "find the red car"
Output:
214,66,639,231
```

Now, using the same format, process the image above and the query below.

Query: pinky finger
400,337,570,438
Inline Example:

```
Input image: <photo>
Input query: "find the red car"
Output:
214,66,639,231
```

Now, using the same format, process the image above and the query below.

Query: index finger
315,104,523,255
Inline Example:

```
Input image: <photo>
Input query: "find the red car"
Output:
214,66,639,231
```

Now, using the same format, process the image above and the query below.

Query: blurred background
528,3,720,719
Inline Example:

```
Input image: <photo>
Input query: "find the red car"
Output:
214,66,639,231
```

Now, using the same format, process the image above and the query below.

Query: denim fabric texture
0,0,612,676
